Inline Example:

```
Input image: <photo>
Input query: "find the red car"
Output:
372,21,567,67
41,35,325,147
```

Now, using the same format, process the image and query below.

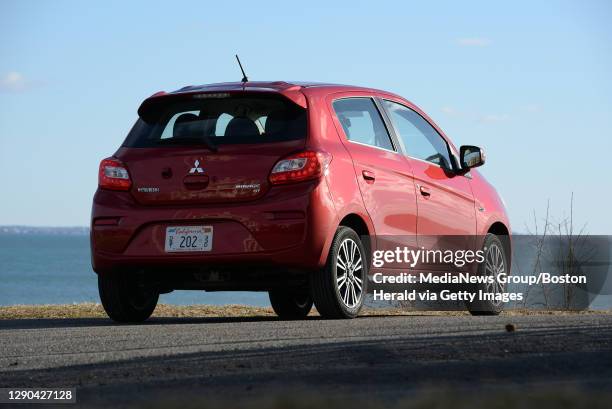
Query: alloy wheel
335,238,364,308
483,243,506,306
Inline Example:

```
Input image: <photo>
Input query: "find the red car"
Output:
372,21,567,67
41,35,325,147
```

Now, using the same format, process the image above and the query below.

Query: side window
160,111,200,139
332,98,394,151
214,113,233,136
382,100,452,169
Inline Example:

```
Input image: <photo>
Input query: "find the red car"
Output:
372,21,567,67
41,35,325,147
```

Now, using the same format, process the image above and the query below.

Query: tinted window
123,95,306,147
383,100,451,168
332,98,394,151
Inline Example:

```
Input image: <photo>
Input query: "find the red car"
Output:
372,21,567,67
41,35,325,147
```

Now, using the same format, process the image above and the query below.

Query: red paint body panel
91,81,510,285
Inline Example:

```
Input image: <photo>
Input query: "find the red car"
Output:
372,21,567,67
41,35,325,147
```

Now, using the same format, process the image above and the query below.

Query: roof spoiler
137,85,307,118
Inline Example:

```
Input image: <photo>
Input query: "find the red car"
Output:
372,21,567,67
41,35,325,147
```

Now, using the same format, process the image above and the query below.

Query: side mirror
460,145,485,169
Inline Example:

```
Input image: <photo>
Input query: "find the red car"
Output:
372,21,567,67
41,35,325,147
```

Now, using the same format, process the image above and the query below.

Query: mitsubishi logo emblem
189,160,204,174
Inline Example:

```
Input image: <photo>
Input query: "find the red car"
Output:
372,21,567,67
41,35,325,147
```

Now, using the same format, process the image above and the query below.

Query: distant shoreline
0,225,89,235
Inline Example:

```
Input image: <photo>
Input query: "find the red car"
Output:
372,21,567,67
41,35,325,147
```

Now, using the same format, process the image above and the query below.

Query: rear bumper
91,179,337,274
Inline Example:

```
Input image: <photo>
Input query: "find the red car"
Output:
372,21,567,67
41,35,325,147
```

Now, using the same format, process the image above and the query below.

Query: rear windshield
123,94,307,147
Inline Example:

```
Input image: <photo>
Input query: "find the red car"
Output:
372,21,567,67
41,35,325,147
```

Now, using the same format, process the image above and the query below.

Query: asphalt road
1,313,612,407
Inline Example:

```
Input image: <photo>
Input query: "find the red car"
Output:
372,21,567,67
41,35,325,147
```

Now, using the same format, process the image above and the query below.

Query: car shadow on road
1,312,606,331
0,313,442,330
0,315,330,330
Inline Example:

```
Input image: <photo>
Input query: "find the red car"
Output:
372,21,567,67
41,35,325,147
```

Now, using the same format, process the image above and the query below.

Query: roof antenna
235,54,248,83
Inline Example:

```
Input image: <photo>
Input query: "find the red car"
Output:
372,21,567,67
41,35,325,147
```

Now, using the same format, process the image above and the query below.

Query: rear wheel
269,288,313,319
466,233,508,316
311,226,367,319
98,272,159,323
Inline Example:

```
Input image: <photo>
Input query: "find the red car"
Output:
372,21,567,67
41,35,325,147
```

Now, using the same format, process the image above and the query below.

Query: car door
380,99,476,263
329,96,418,254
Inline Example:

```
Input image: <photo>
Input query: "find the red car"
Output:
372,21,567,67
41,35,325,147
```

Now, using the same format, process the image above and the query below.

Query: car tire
98,272,159,323
466,233,509,316
269,288,313,319
311,226,368,319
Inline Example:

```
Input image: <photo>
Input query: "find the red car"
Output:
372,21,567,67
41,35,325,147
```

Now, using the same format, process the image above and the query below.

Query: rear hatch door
118,92,307,205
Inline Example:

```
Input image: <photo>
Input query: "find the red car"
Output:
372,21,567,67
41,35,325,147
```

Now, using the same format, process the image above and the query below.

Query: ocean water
1,233,610,309
0,234,269,306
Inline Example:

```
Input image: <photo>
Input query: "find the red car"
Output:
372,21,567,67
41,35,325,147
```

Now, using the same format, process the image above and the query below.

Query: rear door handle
362,170,376,181
418,184,431,197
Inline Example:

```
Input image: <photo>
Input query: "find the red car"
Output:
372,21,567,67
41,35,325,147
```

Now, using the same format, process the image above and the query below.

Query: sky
0,0,611,233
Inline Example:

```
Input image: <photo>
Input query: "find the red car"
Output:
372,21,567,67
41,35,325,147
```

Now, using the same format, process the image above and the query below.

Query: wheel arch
487,221,512,272
339,213,370,237
338,213,373,267
488,221,509,236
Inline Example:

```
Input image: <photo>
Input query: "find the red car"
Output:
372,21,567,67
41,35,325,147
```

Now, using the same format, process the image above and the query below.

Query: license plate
165,226,213,252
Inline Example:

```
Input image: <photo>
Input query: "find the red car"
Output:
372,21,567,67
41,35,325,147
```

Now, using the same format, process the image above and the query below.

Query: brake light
269,150,332,185
98,157,132,191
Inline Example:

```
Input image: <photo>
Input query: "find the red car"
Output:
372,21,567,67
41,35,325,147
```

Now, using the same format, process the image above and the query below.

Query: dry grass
0,303,609,320
0,303,274,319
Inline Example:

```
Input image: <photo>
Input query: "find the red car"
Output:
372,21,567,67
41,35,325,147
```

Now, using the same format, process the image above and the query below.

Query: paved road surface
1,314,611,407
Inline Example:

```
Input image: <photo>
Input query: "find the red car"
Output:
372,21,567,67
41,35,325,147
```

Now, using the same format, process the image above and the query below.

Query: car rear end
91,87,335,292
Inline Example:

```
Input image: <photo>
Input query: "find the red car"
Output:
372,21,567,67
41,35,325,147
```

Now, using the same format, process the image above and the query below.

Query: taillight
269,150,332,185
98,157,131,191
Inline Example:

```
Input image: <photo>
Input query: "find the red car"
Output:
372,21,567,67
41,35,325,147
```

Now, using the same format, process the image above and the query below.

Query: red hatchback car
91,81,510,322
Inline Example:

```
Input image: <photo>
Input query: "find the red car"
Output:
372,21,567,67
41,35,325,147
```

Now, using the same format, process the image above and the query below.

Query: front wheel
466,233,509,316
311,226,368,319
98,272,159,323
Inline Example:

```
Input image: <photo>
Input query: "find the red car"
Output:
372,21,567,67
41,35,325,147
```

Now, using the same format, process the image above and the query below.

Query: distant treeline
0,226,89,235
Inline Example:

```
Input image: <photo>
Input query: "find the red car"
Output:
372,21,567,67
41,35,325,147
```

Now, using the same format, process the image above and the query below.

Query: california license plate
165,226,213,252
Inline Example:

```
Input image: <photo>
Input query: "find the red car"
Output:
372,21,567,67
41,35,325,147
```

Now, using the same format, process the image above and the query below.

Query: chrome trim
346,139,400,154
407,155,442,168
